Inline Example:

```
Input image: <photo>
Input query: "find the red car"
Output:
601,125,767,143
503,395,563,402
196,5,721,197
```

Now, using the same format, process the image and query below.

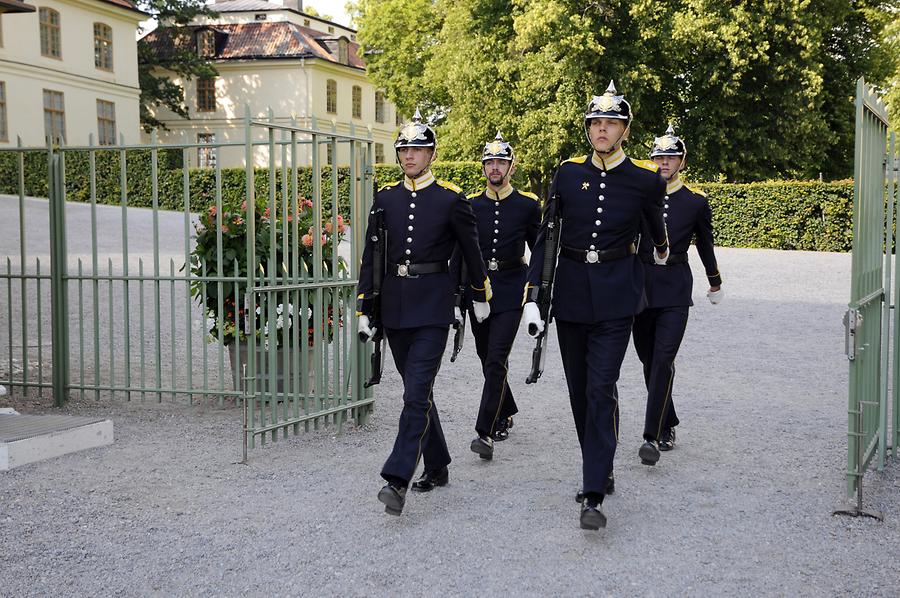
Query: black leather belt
485,257,526,271
639,252,688,265
389,261,449,277
560,244,635,264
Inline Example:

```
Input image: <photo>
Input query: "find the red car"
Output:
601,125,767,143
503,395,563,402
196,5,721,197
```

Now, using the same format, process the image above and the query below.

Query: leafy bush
0,151,855,251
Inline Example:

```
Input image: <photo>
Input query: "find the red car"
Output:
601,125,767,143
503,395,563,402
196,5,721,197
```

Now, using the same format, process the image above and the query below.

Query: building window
375,92,385,123
94,23,113,70
352,85,362,119
328,25,334,33
375,143,384,164
43,89,65,143
39,8,62,58
197,30,215,57
303,18,310,27
96,100,116,145
197,133,216,168
197,78,216,112
338,38,348,64
326,144,333,165
0,82,7,142
326,79,336,114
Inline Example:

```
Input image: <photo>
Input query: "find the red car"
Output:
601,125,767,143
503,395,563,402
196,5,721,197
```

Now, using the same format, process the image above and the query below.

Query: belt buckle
488,258,499,271
585,250,599,264
397,264,409,277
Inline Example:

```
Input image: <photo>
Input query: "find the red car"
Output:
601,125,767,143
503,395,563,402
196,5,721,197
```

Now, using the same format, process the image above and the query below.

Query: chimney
281,0,302,10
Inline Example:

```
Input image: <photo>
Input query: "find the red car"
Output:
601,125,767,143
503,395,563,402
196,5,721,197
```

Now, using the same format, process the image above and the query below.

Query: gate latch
844,309,862,361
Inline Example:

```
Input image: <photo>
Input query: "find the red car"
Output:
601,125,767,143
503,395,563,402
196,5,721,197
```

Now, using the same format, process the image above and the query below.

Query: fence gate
838,78,898,519
0,108,376,459
240,115,375,457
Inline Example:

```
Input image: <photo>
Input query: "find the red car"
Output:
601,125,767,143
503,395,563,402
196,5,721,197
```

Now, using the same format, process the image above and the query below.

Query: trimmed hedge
697,181,853,252
0,151,854,251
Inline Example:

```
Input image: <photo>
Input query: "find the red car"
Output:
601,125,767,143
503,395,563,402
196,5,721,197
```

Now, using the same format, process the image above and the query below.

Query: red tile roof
98,0,147,15
0,0,36,13
141,22,366,69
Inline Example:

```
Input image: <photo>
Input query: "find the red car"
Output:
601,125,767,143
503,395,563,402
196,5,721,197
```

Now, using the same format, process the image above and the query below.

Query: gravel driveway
2,235,899,595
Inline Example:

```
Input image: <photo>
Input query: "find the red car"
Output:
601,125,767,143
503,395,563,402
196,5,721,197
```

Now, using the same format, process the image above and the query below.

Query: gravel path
2,239,900,595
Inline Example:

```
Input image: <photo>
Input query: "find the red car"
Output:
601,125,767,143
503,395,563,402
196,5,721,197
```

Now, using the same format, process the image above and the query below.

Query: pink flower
241,200,247,211
302,234,313,247
320,234,327,246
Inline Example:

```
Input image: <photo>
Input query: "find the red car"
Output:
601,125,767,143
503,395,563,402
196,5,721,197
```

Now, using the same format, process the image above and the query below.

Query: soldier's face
588,118,628,154
398,146,434,177
653,155,683,180
483,158,512,186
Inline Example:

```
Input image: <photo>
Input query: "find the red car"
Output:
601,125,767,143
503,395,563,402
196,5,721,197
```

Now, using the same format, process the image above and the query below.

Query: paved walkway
1,195,899,595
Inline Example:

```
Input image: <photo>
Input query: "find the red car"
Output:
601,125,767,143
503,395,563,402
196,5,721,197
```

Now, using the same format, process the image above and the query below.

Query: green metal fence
840,78,898,518
0,108,375,454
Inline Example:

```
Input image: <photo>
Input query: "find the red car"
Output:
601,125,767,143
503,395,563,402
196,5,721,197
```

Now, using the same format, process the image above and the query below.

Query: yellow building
141,0,400,168
0,0,145,147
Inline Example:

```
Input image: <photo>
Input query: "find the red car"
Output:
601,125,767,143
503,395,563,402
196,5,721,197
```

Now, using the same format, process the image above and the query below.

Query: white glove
523,302,545,338
454,306,464,326
358,314,376,341
653,247,669,266
472,301,490,323
707,287,724,305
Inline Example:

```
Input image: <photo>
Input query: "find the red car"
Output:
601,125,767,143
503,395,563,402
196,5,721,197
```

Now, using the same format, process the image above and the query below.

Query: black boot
639,439,660,466
579,497,607,530
411,467,449,492
470,435,494,460
377,483,407,516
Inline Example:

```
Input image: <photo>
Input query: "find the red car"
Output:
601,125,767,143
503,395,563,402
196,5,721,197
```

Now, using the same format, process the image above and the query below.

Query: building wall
146,59,398,168
0,0,142,146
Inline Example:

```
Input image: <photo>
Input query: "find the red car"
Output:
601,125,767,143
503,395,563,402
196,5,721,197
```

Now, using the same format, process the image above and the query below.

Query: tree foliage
354,0,900,187
137,0,219,131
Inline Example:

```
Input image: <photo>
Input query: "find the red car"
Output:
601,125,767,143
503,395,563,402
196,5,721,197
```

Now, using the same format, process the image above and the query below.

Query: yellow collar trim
404,171,436,191
666,177,684,195
591,147,626,171
485,184,514,201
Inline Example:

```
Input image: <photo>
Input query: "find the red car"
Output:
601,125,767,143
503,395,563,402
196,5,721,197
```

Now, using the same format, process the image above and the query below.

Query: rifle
450,261,467,362
525,195,561,384
361,208,386,388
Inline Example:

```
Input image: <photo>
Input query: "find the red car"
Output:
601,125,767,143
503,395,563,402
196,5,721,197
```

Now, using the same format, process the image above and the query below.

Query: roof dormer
195,26,226,58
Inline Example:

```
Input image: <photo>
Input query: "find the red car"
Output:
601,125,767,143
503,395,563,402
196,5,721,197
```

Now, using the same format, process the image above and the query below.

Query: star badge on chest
582,182,590,190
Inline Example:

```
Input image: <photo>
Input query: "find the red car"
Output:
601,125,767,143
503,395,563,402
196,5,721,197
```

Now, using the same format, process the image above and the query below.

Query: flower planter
228,342,317,396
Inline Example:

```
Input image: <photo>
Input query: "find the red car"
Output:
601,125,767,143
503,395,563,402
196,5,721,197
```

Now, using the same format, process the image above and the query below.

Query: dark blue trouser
556,317,633,498
632,306,688,441
470,308,521,438
380,326,452,484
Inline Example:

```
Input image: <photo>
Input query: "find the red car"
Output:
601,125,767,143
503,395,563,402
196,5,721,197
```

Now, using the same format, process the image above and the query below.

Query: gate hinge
844,308,862,361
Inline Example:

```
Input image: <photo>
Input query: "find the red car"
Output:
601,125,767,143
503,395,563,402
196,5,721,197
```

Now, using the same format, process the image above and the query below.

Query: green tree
354,0,899,185
355,0,447,118
137,0,219,131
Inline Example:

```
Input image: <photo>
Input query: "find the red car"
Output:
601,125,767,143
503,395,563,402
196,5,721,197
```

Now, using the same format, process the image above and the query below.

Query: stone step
0,410,114,471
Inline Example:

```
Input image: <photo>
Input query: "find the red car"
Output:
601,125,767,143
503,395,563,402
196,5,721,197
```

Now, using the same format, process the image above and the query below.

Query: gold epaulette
562,155,588,165
437,180,463,194
686,185,708,198
466,191,482,199
519,190,539,202
631,158,660,172
378,181,401,192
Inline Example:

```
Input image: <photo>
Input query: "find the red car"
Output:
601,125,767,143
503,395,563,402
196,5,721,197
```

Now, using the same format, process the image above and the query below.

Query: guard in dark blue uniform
357,110,493,516
523,81,669,530
453,132,541,461
633,124,723,466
